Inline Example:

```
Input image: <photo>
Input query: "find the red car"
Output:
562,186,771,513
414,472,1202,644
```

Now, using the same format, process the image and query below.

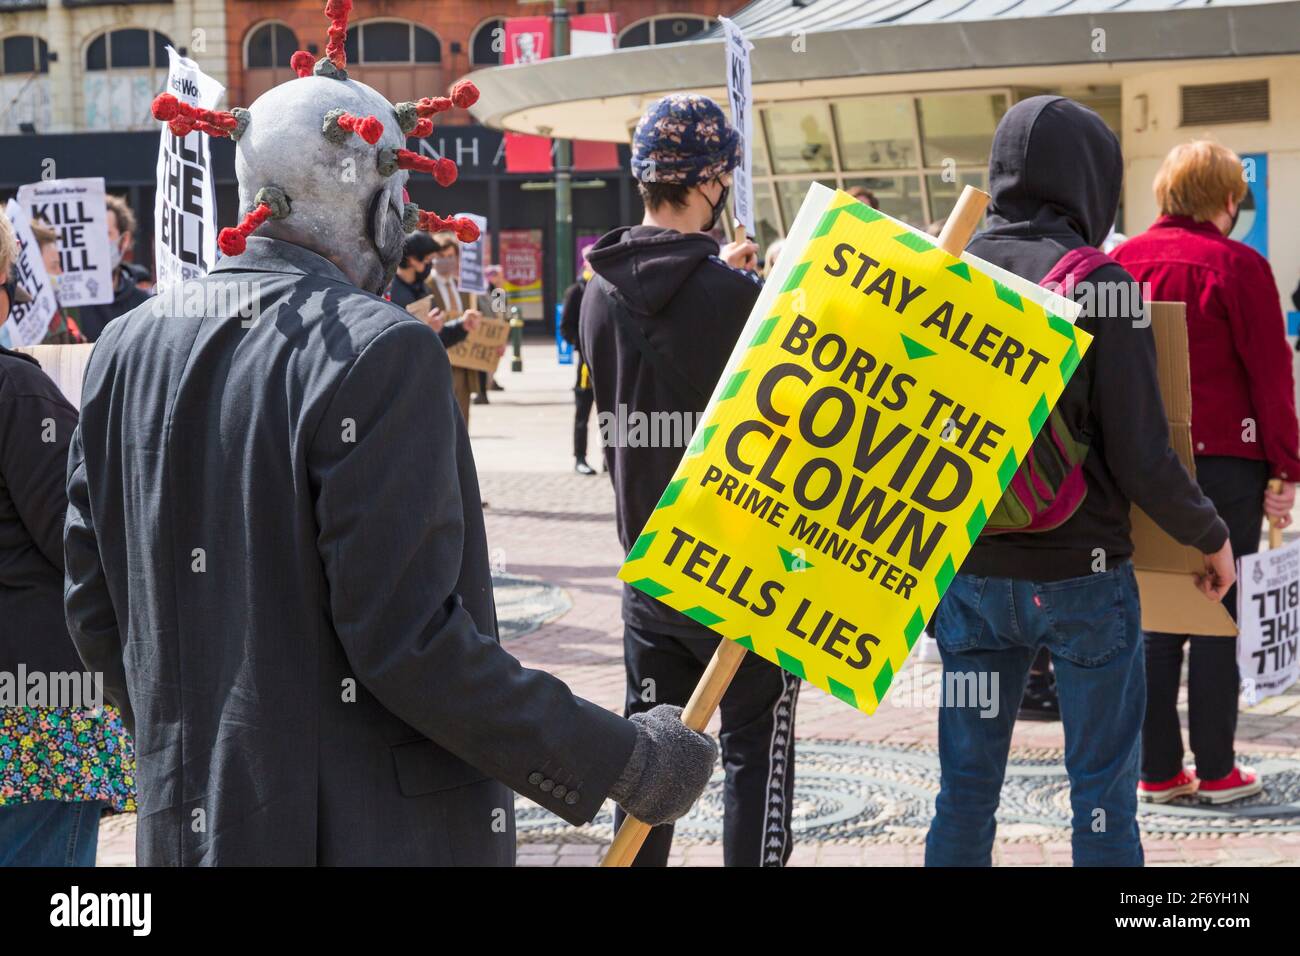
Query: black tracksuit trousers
613,623,800,866
1142,455,1269,782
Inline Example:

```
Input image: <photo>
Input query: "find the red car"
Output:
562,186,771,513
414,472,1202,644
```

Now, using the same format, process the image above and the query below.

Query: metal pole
552,0,573,339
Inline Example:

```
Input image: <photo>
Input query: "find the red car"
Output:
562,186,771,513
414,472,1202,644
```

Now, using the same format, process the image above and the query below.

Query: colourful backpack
983,246,1113,534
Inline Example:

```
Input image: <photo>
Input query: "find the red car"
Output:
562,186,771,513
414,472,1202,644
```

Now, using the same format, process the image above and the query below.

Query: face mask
109,237,125,271
0,279,13,324
705,183,730,233
434,258,457,277
1225,200,1242,237
414,260,433,282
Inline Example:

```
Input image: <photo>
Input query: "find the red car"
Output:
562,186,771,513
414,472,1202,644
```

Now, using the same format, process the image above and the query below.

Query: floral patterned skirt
0,706,136,812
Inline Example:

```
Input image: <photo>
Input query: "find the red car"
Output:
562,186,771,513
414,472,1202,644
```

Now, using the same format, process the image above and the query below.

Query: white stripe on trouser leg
761,670,800,866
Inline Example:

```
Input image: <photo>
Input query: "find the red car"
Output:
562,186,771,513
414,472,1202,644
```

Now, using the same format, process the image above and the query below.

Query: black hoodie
75,265,152,342
580,225,761,636
964,96,1226,580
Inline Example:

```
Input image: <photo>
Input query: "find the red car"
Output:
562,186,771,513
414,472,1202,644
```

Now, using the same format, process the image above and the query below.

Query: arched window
83,28,173,130
469,18,503,67
245,22,299,69
618,15,710,49
0,35,52,133
243,22,301,102
345,21,440,64
1,35,50,75
342,20,442,103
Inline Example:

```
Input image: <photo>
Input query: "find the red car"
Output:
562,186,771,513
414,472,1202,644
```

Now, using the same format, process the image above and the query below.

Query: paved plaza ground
96,342,1300,867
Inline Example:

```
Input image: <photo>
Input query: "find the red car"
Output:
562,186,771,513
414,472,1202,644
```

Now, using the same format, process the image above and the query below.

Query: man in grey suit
63,67,715,865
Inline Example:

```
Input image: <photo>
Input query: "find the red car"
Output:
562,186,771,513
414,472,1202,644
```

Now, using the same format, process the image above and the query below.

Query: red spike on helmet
152,93,240,138
218,202,274,257
411,117,433,138
334,111,384,144
394,149,458,187
290,50,315,78
414,96,453,118
416,210,480,243
324,0,352,71
450,80,480,110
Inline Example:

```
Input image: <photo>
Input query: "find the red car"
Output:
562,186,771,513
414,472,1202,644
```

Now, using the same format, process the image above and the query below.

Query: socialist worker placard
619,185,1090,714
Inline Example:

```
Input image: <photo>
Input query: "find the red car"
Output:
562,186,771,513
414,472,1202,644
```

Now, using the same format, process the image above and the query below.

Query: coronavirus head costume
151,0,480,294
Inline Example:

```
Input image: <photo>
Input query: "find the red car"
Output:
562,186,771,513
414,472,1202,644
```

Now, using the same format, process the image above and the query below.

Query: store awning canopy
467,0,1300,142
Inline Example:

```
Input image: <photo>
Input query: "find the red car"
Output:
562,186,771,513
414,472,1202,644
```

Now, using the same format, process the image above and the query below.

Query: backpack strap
1040,245,1116,291
612,306,711,410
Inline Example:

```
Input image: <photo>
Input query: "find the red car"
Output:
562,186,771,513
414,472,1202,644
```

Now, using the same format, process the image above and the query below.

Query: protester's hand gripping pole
1269,478,1286,550
599,184,991,868
601,638,748,866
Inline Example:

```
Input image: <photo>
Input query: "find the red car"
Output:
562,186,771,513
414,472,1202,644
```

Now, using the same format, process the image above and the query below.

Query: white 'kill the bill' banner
1237,538,1300,705
154,46,225,296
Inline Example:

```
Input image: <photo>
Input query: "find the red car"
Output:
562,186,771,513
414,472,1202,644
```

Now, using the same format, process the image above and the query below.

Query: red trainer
1196,767,1263,805
1138,769,1199,804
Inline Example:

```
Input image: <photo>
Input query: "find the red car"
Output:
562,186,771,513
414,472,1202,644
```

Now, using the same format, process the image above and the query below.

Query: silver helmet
150,0,481,296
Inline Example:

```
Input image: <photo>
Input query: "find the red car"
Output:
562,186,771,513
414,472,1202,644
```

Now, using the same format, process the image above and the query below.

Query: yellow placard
618,186,1091,714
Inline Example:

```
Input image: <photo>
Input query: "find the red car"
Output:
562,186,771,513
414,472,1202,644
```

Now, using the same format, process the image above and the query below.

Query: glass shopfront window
755,89,1027,235
844,175,926,228
762,102,835,175
832,96,915,170
753,185,781,256
774,178,838,229
924,170,989,229
917,92,1008,167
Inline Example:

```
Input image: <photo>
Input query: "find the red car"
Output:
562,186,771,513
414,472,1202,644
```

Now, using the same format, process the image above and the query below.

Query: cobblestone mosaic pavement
516,742,1300,846
95,344,1300,867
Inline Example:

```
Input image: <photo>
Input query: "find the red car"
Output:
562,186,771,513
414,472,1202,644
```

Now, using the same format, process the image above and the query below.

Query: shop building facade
2,1,748,323
470,0,1300,310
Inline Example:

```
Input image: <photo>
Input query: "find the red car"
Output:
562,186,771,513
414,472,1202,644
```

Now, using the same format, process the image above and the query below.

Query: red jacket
1114,215,1300,481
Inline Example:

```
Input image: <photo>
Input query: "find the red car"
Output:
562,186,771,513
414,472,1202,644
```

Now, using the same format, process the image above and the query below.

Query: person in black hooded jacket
924,96,1233,868
581,93,808,868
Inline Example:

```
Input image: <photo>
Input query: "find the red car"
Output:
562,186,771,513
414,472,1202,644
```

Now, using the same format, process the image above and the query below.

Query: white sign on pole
3,199,59,346
16,177,111,307
456,213,489,296
720,16,755,237
1237,538,1300,705
154,46,225,295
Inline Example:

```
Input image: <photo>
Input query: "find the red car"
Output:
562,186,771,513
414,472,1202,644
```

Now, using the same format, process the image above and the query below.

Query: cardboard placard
1131,301,1237,636
4,199,59,346
446,317,509,374
456,213,489,296
720,17,755,236
14,343,95,410
16,177,112,307
617,184,1090,714
1236,538,1300,702
404,294,436,320
154,46,224,295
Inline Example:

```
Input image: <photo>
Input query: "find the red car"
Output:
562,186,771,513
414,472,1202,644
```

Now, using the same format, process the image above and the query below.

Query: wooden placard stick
600,184,991,868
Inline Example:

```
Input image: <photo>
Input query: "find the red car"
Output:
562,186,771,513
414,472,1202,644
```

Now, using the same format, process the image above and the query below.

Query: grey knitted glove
607,704,718,826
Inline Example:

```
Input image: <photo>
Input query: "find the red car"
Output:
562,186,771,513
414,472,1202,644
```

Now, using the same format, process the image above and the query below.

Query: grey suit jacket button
528,772,543,786
552,784,567,798
540,778,555,792
564,790,580,806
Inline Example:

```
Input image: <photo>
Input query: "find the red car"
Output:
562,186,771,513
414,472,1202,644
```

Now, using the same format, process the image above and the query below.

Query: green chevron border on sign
629,577,671,599
781,261,810,293
893,231,935,254
775,648,806,680
750,316,780,347
626,530,656,562
719,369,750,401
655,477,686,510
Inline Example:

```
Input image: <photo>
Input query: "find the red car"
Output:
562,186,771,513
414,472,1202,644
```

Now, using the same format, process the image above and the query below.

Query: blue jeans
0,800,103,866
924,562,1145,867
